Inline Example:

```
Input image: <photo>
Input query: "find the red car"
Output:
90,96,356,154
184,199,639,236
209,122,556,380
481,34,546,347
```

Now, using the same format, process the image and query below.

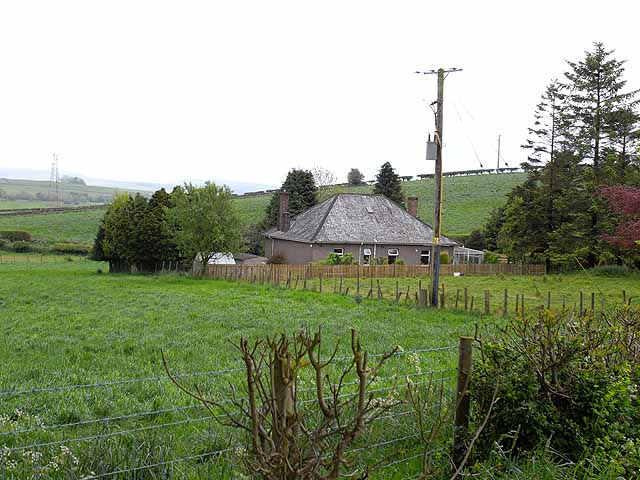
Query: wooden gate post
453,336,473,470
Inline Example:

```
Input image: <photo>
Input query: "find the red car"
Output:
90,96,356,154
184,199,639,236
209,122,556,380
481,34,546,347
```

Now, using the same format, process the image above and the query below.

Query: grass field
0,208,106,245
0,259,473,478
272,271,640,314
0,178,150,199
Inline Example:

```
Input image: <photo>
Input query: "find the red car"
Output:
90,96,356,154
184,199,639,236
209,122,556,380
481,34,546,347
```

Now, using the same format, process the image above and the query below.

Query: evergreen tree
563,42,639,175
347,168,365,186
483,206,505,252
263,169,318,228
562,43,639,266
373,162,404,204
465,230,485,251
521,80,569,170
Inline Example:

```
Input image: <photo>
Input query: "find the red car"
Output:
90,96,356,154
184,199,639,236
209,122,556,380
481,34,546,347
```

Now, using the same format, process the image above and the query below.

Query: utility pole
497,134,501,172
415,67,462,307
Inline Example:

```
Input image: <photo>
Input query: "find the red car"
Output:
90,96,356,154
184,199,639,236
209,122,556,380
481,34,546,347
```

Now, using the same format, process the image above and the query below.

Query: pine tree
521,80,569,170
563,42,639,175
562,42,639,266
263,169,318,228
373,162,404,204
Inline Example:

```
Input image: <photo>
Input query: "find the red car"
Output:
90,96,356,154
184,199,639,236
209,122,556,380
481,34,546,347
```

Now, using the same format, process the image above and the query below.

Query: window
333,248,344,256
387,248,399,265
420,250,430,266
362,248,372,265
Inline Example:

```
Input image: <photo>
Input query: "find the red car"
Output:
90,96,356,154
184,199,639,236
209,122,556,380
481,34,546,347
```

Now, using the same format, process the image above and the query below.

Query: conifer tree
263,169,318,228
521,80,570,170
347,168,365,186
373,162,404,204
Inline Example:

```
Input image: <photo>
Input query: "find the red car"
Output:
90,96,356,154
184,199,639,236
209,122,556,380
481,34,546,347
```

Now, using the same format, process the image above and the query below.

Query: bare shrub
164,329,399,479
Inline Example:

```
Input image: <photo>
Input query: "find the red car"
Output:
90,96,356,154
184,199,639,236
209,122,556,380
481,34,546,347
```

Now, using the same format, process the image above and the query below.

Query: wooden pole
503,289,508,317
579,292,584,316
453,336,473,470
484,290,490,315
547,291,551,310
455,289,460,309
464,288,468,311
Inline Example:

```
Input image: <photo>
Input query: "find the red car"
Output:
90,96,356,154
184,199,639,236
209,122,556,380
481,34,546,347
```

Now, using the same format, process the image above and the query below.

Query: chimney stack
407,196,418,218
278,191,290,232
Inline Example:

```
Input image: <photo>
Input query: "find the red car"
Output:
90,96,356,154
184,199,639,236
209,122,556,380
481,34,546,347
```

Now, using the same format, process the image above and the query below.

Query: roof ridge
310,194,339,243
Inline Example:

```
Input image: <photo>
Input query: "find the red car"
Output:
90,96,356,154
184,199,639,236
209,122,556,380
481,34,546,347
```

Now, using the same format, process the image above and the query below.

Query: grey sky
1,1,638,188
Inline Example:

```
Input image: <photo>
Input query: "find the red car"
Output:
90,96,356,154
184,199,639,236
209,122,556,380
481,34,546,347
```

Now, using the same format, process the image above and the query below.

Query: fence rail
205,262,545,280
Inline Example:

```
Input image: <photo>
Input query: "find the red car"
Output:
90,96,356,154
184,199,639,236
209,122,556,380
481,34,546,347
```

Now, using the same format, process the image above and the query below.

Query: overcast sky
1,1,638,188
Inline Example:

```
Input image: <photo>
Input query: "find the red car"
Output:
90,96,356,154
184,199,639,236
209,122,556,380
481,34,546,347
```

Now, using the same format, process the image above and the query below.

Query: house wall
265,238,454,265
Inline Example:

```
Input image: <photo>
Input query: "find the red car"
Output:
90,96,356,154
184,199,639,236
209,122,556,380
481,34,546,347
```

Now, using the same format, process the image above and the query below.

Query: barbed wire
1,368,455,438
6,375,456,452
0,346,456,399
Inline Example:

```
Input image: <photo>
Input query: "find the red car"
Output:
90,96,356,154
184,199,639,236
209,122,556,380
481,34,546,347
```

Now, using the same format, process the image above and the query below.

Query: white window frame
333,248,344,256
387,248,399,257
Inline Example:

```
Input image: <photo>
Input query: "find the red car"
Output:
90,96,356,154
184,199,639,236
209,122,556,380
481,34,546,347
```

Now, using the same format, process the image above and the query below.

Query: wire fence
0,345,459,479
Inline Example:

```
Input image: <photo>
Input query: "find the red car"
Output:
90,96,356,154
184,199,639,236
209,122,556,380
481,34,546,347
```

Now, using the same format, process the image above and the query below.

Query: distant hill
0,172,526,247
0,168,274,197
0,178,152,209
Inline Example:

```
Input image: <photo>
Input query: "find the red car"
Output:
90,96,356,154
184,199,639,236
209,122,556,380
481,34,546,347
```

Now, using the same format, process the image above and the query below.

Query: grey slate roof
266,194,457,246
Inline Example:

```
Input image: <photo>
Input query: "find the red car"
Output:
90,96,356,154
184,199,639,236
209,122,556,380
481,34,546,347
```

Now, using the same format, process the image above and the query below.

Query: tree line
468,43,640,270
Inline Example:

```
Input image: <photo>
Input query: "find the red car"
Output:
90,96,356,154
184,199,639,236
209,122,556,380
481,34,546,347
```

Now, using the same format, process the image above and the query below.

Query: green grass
0,208,105,245
0,200,50,210
0,260,472,478
0,178,150,198
295,271,640,314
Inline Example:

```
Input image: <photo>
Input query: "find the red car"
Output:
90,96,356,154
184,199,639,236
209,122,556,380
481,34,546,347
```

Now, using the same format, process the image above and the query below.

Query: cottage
264,193,456,265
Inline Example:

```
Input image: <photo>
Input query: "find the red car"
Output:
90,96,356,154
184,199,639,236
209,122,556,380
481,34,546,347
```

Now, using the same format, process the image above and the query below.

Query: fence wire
1,345,458,478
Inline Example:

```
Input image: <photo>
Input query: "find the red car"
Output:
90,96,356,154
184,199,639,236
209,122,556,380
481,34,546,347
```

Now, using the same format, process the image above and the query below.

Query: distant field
0,178,151,209
0,208,105,244
0,173,526,247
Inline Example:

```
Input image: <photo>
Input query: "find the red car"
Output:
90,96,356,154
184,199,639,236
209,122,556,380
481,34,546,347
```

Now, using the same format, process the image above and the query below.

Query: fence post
503,289,508,317
455,289,460,309
484,290,490,315
464,288,468,311
547,291,551,310
453,336,473,470
579,292,584,316
418,289,427,309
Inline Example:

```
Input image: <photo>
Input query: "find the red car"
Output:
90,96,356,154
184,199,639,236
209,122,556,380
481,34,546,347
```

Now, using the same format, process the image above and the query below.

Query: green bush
0,230,32,242
484,251,499,264
472,308,640,472
394,258,406,265
0,238,8,250
440,252,450,264
591,264,632,277
326,252,354,265
52,243,92,255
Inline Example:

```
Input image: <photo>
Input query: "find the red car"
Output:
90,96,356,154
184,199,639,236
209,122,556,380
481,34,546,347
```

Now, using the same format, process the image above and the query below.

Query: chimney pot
407,196,419,218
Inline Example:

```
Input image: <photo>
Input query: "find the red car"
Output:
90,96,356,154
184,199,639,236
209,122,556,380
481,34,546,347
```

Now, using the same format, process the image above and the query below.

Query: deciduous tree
169,182,242,274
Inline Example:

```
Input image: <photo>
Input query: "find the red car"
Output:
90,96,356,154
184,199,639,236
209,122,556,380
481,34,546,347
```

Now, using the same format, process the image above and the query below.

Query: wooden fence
205,263,545,281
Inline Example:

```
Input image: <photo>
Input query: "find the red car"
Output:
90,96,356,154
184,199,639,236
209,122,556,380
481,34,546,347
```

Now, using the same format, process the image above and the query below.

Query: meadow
0,259,471,478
